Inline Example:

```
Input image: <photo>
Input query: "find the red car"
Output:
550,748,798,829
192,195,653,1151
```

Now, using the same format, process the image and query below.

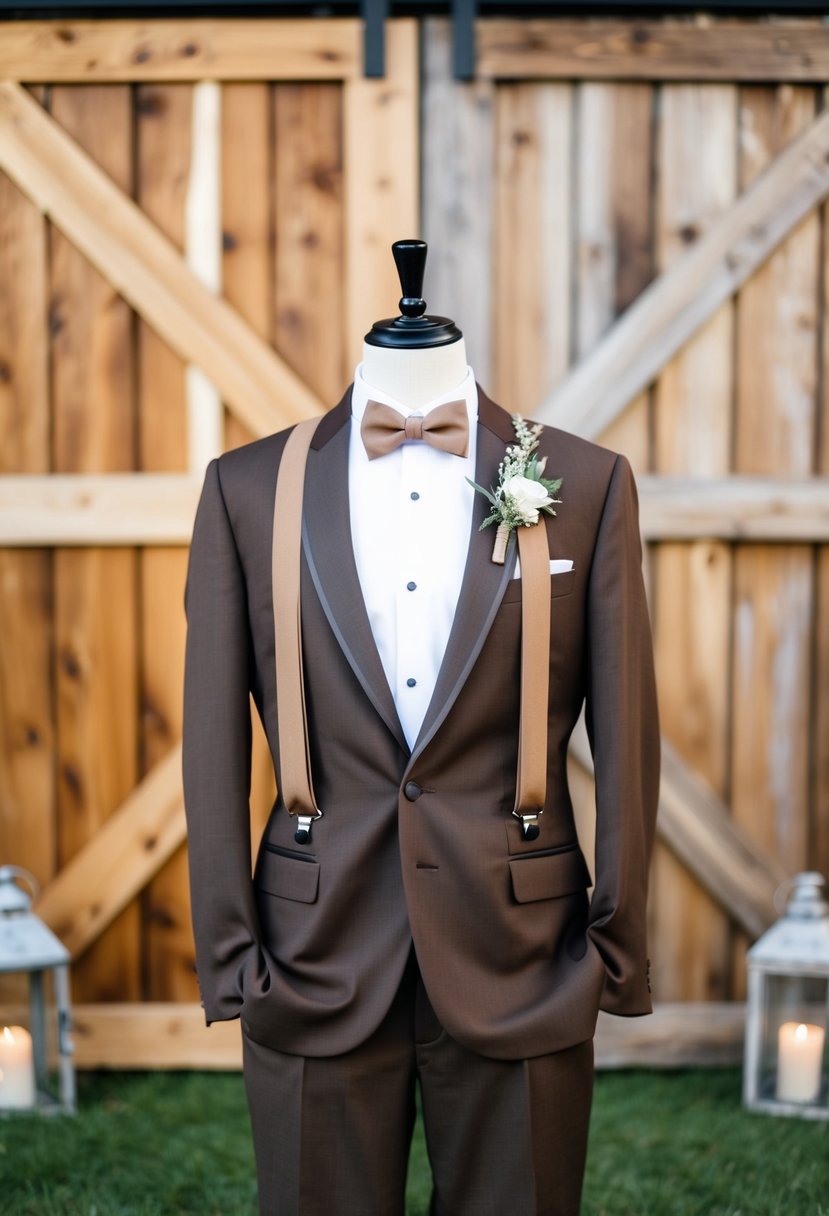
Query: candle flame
796,1023,809,1041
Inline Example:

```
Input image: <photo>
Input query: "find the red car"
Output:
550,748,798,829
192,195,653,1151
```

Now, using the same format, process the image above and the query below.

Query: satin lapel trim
301,419,408,753
407,411,518,769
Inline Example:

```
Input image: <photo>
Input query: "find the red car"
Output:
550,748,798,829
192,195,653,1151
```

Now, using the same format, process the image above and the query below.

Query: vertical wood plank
817,108,829,879
578,82,654,469
731,84,818,992
222,81,276,844
0,153,52,1011
421,17,495,384
136,81,196,1003
343,19,419,374
50,84,140,1002
492,82,572,410
222,82,271,453
273,82,344,403
185,80,223,475
651,84,737,1002
570,81,655,878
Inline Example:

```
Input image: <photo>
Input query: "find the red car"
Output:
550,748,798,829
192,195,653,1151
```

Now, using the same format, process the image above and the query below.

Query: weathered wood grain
422,19,495,385
492,81,572,408
478,19,829,83
135,81,197,1006
33,747,185,960
0,18,362,83
650,84,736,1002
731,84,818,997
50,85,141,1004
273,83,345,403
220,80,277,846
535,103,829,441
0,80,324,438
0,151,53,942
343,20,419,372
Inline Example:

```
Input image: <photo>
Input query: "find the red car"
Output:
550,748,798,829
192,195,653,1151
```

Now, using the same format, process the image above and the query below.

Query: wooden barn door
0,18,417,1067
3,14,829,1069
423,16,829,1057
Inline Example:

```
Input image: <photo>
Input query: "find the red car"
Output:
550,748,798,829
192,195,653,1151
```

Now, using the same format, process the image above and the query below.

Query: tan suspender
512,520,551,839
272,416,325,844
272,419,552,844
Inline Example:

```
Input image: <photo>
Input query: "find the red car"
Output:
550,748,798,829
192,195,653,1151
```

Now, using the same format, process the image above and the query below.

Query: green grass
0,1068,826,1214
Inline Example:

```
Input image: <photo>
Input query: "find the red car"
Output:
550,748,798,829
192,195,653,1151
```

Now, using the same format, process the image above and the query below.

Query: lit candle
0,1025,36,1110
777,1021,825,1104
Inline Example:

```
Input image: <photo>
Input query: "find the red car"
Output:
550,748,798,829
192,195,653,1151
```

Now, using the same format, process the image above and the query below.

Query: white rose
503,474,553,525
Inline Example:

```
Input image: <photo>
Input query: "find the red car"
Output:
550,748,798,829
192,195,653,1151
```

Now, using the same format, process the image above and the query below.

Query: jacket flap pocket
256,849,320,904
509,847,591,904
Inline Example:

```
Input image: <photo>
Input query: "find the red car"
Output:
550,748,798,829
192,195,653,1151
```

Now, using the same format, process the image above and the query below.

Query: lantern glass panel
758,972,828,1106
0,967,63,1114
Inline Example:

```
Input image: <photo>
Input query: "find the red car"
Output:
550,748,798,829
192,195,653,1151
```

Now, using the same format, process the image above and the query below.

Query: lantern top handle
774,871,828,920
0,865,39,914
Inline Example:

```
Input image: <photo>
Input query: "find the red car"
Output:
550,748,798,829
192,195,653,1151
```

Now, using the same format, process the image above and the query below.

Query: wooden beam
595,1002,744,1069
637,475,829,541
569,720,787,939
478,19,829,83
0,81,324,440
0,18,362,83
535,105,829,440
2,999,743,1070
33,745,186,959
0,474,199,545
5,472,829,546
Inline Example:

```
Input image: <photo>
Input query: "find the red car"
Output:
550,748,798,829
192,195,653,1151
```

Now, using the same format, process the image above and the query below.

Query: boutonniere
467,415,562,564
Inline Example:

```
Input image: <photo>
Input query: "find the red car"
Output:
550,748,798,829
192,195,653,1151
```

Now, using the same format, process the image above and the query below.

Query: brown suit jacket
182,383,660,1060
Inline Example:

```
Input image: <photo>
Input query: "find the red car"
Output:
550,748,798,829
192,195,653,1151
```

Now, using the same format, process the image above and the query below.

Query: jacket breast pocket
509,845,591,904
255,844,320,904
500,568,576,605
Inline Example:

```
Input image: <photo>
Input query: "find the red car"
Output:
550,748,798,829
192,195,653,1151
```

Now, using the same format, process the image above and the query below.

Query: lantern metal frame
743,871,829,1121
0,866,76,1116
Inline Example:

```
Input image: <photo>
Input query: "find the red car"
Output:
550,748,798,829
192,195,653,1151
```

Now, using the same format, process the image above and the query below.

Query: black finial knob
364,238,462,350
392,240,427,318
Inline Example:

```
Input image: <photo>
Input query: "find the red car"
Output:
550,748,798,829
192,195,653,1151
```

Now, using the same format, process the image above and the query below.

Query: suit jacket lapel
301,386,408,753
407,386,519,768
300,382,521,764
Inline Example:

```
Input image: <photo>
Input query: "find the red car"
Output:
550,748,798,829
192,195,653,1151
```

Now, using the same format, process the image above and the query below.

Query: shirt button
406,581,417,591
406,677,417,688
410,491,420,500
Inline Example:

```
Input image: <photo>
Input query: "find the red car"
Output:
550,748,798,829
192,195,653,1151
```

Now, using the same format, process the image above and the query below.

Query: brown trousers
240,950,594,1216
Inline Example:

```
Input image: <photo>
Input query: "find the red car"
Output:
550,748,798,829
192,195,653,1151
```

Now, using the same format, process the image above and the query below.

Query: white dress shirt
348,361,479,750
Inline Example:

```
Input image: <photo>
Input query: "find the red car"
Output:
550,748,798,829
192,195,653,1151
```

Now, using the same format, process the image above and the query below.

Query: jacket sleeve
584,453,660,1016
182,456,262,1026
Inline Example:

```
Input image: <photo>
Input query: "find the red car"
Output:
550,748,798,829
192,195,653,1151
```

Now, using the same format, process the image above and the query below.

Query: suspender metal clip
294,809,323,845
513,809,542,841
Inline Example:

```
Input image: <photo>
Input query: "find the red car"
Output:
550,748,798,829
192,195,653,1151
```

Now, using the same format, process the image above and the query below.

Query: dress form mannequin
359,239,468,407
359,338,468,408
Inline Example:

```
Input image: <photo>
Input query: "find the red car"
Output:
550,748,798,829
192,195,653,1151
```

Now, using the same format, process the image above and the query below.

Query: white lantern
0,866,76,1115
744,871,829,1120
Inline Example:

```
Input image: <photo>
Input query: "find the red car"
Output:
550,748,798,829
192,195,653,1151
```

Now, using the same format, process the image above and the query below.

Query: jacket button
404,781,423,802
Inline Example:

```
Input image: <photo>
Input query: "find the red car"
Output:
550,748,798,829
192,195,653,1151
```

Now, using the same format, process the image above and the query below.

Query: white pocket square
512,557,574,579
